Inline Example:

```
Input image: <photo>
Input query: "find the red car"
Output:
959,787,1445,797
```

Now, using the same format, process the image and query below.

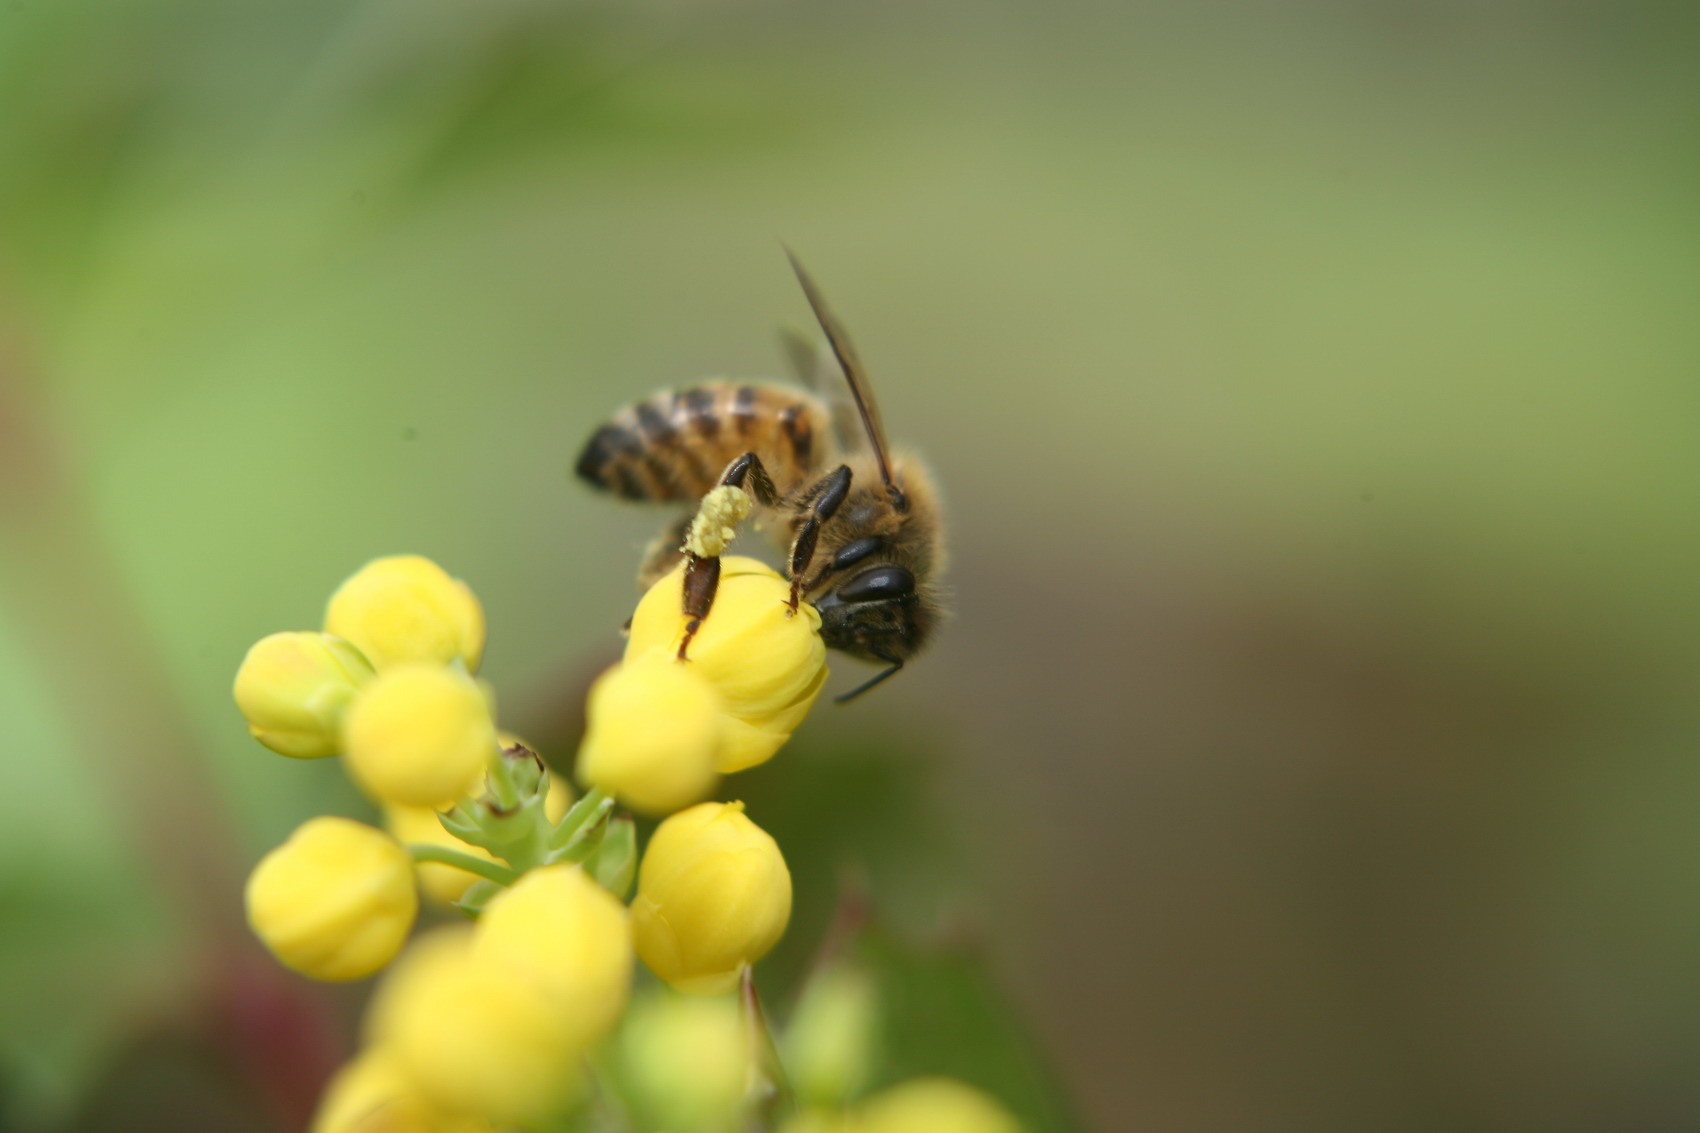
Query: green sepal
583,815,636,899
546,787,612,851
435,789,555,871
436,805,484,843
546,806,610,867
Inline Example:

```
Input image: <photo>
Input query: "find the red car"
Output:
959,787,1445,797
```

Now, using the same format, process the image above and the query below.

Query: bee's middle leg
638,512,695,592
718,452,779,505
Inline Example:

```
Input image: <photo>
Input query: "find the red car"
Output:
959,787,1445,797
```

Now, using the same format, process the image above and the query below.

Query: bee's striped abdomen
575,382,832,502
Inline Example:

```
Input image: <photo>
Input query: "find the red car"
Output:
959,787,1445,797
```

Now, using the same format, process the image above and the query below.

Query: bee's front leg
785,464,852,613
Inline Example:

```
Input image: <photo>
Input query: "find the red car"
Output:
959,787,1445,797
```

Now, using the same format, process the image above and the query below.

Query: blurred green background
2,0,1698,1130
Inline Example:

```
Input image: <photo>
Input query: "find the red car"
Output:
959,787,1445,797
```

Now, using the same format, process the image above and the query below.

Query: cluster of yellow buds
578,556,828,814
232,553,818,1130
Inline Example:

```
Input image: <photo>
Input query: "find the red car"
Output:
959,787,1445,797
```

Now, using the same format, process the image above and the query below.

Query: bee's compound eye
837,565,915,603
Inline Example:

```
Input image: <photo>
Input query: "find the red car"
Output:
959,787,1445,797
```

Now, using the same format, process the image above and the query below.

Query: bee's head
811,564,930,664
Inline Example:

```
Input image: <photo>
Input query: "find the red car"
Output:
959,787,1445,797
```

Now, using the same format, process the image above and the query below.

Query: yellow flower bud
312,1047,494,1133
853,1078,1024,1133
576,652,723,816
234,632,375,758
618,991,749,1132
325,556,485,672
473,865,632,1049
246,817,418,981
344,664,496,807
630,801,791,994
368,929,583,1124
627,557,827,774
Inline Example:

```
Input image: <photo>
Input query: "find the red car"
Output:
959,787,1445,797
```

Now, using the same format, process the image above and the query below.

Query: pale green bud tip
854,1078,1026,1133
780,1078,1025,1133
234,632,374,759
619,991,749,1131
786,967,880,1107
245,816,418,982
576,652,723,816
343,663,498,808
630,801,792,994
325,555,487,673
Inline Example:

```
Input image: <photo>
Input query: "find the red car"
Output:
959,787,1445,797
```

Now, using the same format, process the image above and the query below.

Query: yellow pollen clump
682,486,753,557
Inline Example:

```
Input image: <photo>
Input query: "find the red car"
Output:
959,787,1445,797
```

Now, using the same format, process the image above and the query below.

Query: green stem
408,844,520,887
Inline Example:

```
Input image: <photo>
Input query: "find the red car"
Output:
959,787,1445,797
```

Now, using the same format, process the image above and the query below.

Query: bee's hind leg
674,452,780,659
677,553,720,660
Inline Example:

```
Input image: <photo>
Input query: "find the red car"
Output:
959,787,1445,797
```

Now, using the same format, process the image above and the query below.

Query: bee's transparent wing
778,324,868,458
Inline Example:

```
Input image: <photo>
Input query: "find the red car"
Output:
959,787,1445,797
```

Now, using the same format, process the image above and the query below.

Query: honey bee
574,251,945,700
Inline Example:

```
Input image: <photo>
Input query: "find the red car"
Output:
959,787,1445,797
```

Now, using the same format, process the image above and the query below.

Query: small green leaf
452,879,503,919
584,816,637,900
547,788,613,852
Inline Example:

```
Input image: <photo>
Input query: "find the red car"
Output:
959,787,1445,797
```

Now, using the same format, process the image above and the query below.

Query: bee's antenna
782,246,898,495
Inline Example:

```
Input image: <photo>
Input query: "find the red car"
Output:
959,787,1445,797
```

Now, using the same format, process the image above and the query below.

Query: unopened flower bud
234,632,374,758
626,557,828,774
367,929,582,1124
246,817,418,981
630,801,791,994
786,967,879,1107
618,991,749,1132
344,664,496,807
312,1047,494,1133
325,556,485,672
576,652,723,816
474,865,631,1048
